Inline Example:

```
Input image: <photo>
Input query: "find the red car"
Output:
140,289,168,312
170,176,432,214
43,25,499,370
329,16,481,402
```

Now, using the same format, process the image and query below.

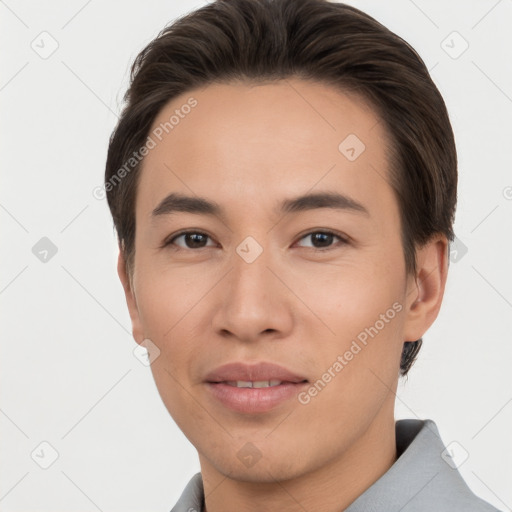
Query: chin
221,462,301,484
200,443,309,484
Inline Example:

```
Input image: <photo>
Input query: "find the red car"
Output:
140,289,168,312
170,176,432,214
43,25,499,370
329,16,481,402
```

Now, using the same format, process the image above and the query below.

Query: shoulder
395,419,502,512
346,419,503,512
170,472,204,512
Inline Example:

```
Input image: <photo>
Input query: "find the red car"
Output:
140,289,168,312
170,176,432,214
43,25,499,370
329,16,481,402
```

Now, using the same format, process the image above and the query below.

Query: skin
118,78,448,512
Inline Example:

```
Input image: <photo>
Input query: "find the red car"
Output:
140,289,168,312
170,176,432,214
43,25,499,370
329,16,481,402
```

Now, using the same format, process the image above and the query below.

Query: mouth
222,379,305,388
204,362,309,413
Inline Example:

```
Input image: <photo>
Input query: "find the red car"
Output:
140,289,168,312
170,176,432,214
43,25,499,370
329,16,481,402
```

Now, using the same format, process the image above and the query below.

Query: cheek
135,277,204,432
132,271,197,391
134,262,204,340
306,252,405,340
301,251,406,405
295,295,405,449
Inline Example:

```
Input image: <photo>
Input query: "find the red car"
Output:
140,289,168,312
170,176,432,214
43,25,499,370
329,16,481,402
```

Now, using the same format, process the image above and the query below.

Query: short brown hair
104,0,457,375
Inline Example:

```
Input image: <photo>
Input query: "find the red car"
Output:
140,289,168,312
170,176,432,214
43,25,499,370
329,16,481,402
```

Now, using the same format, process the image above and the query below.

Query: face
119,79,445,483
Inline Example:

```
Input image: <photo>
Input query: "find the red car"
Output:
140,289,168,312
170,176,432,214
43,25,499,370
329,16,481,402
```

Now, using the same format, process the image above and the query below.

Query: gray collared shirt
170,419,501,511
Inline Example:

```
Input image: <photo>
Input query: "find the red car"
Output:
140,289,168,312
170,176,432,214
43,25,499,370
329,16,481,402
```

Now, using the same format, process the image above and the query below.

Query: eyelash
161,229,349,252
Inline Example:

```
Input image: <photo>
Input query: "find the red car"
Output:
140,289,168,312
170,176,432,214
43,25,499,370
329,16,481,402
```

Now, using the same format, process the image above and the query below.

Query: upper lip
204,362,308,383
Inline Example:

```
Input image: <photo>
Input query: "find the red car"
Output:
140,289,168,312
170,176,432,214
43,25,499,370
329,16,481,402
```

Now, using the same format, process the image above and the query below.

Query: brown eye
166,231,215,249
295,230,348,250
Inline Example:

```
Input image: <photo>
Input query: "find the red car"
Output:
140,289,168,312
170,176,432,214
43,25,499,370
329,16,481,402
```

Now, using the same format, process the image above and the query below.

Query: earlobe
402,235,449,342
117,250,145,344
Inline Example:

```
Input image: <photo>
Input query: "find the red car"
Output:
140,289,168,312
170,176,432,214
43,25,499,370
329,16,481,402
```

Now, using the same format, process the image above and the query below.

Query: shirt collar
345,418,488,511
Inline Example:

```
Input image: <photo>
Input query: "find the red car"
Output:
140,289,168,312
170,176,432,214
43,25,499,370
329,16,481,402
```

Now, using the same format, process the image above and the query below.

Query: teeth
253,379,282,388
226,380,283,388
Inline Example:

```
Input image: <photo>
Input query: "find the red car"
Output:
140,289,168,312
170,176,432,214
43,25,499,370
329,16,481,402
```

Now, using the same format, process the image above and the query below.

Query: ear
117,250,144,344
402,235,449,342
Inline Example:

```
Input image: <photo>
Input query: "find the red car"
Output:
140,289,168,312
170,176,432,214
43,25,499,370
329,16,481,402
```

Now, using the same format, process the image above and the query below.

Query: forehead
137,79,393,220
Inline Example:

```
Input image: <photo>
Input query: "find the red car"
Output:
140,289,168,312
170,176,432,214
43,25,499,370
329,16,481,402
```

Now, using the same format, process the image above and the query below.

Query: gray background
1,0,511,510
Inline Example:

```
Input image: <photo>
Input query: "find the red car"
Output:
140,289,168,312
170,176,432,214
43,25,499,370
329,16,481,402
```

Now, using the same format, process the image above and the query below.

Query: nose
210,243,294,344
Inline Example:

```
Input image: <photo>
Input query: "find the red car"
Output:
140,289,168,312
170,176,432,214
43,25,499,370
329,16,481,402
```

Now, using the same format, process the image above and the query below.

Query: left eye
295,230,347,250
164,230,347,251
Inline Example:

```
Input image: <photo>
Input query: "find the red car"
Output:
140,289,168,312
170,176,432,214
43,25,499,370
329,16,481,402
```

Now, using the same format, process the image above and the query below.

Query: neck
199,404,397,512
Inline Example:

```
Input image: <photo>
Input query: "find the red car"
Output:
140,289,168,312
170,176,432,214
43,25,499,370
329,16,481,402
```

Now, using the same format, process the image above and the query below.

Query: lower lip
205,382,308,414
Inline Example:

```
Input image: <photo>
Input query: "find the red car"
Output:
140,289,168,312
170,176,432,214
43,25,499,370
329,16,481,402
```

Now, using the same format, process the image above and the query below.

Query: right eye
163,230,217,250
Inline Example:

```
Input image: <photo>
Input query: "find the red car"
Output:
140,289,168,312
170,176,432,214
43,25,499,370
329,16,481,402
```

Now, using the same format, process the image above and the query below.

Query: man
104,0,501,510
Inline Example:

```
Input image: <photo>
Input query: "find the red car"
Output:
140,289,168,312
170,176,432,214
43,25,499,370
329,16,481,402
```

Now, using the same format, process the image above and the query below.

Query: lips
204,362,309,413
204,361,308,384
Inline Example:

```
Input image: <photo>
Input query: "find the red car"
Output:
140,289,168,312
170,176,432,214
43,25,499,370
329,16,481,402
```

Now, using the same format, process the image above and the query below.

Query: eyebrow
151,191,370,220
